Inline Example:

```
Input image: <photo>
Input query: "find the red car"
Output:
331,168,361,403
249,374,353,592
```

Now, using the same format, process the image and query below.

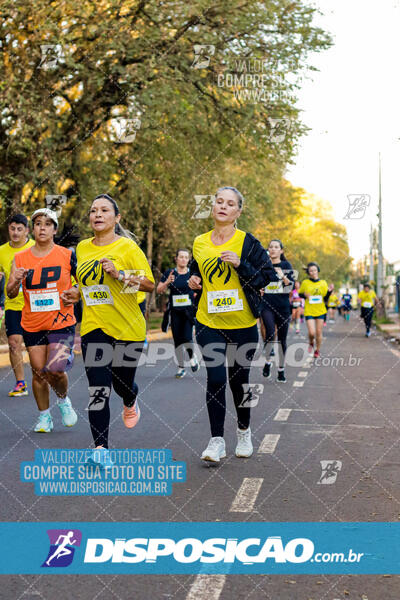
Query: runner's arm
6,260,27,299
236,237,279,289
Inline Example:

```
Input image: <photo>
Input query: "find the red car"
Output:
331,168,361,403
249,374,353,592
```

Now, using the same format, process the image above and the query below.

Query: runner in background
137,290,149,351
327,286,340,323
0,275,4,327
157,249,199,378
0,214,34,396
62,194,154,468
260,239,295,383
189,186,279,463
299,262,333,358
7,209,78,432
357,283,377,337
290,280,302,334
341,288,352,321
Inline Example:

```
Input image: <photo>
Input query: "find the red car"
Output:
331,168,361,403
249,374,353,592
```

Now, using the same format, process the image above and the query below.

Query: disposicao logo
83,536,315,564
42,529,82,567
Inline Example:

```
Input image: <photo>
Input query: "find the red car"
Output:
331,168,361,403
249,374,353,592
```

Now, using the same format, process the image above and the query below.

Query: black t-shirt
161,268,195,310
261,260,295,313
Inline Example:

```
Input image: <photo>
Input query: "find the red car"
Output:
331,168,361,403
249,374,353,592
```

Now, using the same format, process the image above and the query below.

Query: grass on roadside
147,312,163,330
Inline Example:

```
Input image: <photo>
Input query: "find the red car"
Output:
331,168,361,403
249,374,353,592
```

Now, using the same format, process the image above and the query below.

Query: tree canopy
0,0,348,286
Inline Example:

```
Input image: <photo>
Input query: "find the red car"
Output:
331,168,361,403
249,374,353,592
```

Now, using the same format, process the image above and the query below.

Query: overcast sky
287,0,400,263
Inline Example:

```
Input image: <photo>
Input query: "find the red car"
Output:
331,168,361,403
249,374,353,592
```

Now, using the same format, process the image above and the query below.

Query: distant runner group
0,188,379,465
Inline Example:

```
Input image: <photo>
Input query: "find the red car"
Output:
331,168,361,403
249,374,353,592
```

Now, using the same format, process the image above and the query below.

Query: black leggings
260,306,291,368
361,307,373,332
81,328,143,448
171,308,194,367
195,321,258,437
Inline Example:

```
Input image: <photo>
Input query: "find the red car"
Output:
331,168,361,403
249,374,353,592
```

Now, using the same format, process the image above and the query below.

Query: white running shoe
34,412,53,433
190,355,200,373
58,398,78,427
235,427,253,458
175,368,186,379
201,437,226,463
87,446,114,470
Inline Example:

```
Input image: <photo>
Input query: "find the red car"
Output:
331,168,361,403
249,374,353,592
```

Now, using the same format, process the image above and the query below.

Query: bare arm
6,260,27,299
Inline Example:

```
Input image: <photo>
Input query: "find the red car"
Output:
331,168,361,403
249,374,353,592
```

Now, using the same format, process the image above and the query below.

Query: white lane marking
298,371,308,378
286,423,382,429
274,408,292,421
258,433,280,453
230,477,263,512
293,380,304,387
186,575,226,600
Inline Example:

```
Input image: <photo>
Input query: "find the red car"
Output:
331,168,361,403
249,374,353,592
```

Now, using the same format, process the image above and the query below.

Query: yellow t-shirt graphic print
76,237,154,341
193,229,256,330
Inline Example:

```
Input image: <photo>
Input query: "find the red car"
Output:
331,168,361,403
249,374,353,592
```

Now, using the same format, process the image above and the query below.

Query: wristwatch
118,270,125,282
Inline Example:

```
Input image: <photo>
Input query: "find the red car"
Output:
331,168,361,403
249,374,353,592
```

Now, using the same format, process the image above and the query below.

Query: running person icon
189,187,279,463
7,209,78,433
62,194,155,468
45,531,77,566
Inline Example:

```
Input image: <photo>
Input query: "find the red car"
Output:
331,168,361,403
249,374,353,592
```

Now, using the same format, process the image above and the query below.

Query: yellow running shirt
193,229,256,330
358,289,376,308
137,291,146,305
298,278,328,317
0,239,35,311
327,294,339,308
76,237,154,341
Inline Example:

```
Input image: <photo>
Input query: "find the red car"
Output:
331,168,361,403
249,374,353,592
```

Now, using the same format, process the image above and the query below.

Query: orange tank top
15,245,76,332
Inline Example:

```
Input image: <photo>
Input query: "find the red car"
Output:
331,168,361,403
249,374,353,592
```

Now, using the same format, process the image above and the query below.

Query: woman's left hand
220,251,240,268
61,287,80,306
99,257,119,279
328,283,334,291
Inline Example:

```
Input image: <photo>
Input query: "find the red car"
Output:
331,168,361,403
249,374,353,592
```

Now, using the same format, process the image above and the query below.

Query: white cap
31,208,58,227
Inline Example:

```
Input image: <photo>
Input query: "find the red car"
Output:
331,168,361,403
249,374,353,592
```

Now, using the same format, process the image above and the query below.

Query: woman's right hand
166,271,175,284
188,275,202,290
15,267,28,282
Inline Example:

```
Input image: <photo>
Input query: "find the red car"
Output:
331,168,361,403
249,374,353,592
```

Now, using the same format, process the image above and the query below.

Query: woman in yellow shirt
62,194,154,468
327,287,340,323
299,262,333,358
357,283,377,337
189,186,279,463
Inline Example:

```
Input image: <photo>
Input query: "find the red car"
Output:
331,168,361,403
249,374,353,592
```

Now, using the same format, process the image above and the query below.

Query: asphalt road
1,314,400,599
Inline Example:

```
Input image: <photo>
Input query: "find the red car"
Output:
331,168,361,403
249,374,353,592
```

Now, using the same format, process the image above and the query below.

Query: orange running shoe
122,401,141,428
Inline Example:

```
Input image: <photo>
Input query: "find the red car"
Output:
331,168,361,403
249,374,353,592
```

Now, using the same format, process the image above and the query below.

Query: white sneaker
201,437,226,463
190,355,200,373
175,368,186,379
34,412,53,433
58,398,78,427
235,427,253,458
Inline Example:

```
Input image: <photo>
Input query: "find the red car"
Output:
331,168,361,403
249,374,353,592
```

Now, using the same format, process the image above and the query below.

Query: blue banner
20,449,186,496
0,522,398,574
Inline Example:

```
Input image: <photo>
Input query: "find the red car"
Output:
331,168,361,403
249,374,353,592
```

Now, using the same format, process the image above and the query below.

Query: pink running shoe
122,401,141,428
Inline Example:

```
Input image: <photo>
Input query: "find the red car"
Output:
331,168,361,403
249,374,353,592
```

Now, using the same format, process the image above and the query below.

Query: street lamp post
377,152,383,298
